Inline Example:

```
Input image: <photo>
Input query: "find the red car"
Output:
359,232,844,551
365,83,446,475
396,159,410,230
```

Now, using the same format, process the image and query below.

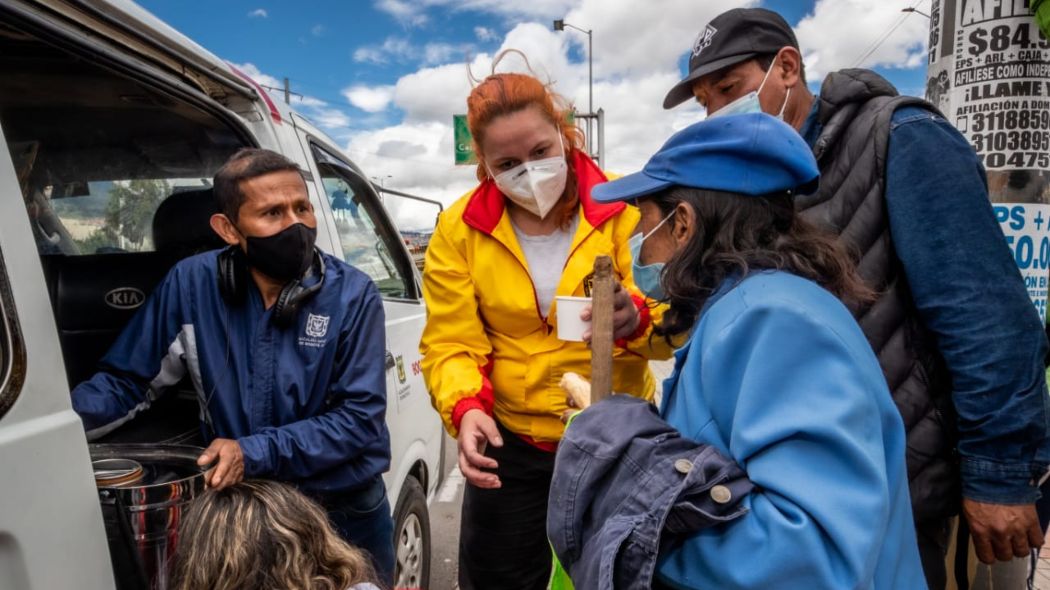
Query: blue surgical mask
629,211,675,300
707,54,790,121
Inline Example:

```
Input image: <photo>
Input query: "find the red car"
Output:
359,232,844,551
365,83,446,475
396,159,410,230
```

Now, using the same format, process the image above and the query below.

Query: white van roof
36,0,258,100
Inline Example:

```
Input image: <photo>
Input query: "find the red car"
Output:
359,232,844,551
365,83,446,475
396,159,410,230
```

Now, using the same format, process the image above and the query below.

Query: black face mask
241,222,317,282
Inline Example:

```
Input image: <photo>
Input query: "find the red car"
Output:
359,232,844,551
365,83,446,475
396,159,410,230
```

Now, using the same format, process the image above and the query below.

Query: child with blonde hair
171,480,381,590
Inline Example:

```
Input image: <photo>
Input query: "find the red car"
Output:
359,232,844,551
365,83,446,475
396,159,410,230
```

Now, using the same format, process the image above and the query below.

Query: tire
392,475,431,590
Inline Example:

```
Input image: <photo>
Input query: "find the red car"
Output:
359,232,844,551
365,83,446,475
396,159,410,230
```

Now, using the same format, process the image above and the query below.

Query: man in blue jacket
72,148,393,580
663,8,1050,588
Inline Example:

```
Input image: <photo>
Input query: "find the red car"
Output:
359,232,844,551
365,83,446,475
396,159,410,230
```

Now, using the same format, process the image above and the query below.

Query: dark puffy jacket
795,68,959,522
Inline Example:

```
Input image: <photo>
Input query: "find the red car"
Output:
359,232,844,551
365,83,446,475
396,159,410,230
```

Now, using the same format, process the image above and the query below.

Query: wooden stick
590,255,614,402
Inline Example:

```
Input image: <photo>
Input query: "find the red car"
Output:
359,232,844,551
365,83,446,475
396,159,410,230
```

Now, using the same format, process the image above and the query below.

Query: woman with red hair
420,53,672,589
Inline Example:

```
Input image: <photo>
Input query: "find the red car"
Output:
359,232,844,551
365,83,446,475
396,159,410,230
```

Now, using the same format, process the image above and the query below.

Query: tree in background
103,179,170,250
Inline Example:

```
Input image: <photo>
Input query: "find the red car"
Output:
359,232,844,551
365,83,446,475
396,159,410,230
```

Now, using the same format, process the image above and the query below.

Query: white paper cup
556,296,592,342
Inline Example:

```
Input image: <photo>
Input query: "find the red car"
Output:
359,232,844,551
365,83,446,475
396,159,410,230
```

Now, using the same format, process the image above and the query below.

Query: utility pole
283,77,291,105
553,20,595,158
926,0,1050,323
596,107,604,169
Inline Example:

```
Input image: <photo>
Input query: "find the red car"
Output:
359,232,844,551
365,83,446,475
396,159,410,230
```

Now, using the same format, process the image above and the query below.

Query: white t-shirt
511,215,579,318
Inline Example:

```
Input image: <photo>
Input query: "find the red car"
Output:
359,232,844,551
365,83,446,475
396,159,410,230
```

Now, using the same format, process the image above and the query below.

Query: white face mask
488,134,569,219
707,54,791,121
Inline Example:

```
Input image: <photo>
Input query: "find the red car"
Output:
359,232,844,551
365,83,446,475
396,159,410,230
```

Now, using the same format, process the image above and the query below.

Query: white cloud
795,0,933,80
353,36,417,64
311,24,325,37
352,47,386,64
474,26,498,42
234,62,353,134
424,42,473,65
353,37,473,66
244,0,935,222
376,0,428,26
455,0,576,19
247,8,268,18
337,17,700,209
375,0,575,22
234,62,281,90
392,59,483,124
345,121,479,206
561,0,756,79
388,27,573,126
343,85,397,113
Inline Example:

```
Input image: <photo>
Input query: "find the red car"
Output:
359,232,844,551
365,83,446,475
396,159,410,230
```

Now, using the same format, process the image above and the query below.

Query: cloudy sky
138,0,934,225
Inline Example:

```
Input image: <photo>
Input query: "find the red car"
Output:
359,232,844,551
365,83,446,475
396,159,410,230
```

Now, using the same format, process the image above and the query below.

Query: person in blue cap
666,10,1050,587
587,112,927,589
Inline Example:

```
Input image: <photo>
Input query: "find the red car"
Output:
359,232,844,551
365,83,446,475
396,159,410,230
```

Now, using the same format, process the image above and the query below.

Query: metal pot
90,444,206,590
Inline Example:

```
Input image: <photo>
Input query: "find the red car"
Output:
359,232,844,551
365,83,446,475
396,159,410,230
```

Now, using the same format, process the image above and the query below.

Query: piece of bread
560,372,592,410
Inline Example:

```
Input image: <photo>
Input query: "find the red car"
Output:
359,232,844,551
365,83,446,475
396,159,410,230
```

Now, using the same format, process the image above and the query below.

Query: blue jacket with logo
656,271,926,590
72,250,391,494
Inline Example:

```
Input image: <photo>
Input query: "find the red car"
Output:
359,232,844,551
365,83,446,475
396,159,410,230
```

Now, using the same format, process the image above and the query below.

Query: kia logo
105,287,145,310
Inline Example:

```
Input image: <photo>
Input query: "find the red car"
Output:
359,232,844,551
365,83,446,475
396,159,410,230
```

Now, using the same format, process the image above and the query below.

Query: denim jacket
547,395,753,590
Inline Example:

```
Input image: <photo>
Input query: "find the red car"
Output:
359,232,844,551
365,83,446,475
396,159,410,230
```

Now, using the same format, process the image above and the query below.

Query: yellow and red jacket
420,151,672,444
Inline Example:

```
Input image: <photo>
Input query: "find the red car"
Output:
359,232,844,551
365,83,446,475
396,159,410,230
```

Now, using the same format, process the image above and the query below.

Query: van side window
1,39,244,258
19,177,224,256
310,145,414,300
380,193,442,272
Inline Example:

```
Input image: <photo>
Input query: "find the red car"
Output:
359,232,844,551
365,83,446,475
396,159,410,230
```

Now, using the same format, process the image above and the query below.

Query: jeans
316,476,395,588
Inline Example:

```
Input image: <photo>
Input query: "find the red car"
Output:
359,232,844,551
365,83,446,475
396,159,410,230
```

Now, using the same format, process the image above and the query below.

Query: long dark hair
651,186,875,340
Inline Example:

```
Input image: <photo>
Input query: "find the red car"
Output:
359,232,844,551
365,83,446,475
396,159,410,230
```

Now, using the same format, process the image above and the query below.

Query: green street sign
453,115,476,166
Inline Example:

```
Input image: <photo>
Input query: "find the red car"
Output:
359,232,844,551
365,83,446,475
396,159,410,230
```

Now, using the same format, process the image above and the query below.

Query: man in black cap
664,7,1050,589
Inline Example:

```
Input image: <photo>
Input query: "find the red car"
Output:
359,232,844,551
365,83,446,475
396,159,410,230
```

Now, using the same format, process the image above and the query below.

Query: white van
0,1,444,588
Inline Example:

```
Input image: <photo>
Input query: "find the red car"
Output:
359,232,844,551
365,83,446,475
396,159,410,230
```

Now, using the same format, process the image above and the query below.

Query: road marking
437,466,464,503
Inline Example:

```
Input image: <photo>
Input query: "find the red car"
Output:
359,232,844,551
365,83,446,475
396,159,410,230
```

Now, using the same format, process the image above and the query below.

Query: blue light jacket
72,250,391,494
655,271,927,590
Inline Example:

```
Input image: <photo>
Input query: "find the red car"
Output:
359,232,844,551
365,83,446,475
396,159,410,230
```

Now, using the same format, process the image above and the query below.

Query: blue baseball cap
592,112,819,203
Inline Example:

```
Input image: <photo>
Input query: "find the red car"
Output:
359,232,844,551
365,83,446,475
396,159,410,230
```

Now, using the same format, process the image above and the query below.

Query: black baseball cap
663,8,799,109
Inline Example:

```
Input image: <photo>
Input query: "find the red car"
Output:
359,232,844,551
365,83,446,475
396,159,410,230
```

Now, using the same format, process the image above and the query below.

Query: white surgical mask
488,134,569,219
708,54,790,121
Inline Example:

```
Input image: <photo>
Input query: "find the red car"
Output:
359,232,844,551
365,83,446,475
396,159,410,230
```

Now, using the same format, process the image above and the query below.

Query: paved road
428,433,463,590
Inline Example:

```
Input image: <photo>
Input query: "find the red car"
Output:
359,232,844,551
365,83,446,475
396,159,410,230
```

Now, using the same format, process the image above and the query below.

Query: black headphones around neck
217,246,326,328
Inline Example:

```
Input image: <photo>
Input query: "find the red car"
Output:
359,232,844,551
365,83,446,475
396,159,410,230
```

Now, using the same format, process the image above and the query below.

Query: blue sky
139,0,514,131
135,0,933,206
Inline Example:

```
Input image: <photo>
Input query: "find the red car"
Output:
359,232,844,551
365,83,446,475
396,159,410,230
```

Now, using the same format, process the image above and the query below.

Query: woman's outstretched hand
457,409,504,489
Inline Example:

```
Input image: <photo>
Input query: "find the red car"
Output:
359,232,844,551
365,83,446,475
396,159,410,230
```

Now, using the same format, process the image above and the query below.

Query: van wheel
393,475,430,590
